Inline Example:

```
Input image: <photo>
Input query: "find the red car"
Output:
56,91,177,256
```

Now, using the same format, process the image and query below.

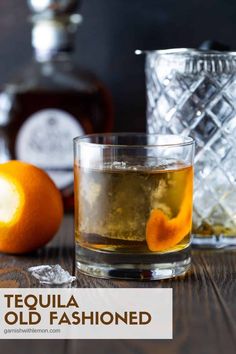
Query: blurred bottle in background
0,0,113,211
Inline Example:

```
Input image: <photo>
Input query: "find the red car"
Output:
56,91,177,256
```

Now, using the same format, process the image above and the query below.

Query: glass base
76,245,191,280
192,235,236,249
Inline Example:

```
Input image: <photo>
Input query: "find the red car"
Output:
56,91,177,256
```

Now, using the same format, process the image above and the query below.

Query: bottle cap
28,0,82,61
28,0,81,16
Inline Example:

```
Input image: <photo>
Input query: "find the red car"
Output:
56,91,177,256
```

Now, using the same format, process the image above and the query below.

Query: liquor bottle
0,0,113,211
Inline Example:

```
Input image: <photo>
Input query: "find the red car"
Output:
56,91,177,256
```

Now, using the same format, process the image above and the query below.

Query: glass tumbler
74,133,194,280
144,49,236,247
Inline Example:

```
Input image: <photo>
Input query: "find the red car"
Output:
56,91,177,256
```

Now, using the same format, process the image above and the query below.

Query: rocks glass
74,133,194,279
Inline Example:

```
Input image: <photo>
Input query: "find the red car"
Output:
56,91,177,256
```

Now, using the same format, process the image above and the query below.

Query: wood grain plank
74,251,236,354
0,216,236,354
0,215,74,287
1,340,68,354
0,216,74,354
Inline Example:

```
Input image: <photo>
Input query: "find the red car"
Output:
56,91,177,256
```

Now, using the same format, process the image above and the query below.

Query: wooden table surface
0,215,235,354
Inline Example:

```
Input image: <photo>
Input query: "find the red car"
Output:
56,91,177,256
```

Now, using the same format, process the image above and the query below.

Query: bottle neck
34,46,74,63
32,17,78,62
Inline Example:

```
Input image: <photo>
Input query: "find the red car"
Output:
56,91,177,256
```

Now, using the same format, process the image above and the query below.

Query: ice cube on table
28,265,76,287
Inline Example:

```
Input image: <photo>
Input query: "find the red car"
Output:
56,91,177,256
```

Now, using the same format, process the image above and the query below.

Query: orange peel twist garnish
146,167,193,252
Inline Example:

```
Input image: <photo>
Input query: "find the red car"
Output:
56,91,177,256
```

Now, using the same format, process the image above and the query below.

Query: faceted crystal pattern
146,54,236,235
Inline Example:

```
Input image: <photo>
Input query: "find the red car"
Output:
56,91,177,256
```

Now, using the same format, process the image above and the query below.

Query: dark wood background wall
0,0,235,131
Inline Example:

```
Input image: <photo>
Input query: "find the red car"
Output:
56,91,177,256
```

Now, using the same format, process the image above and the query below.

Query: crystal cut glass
145,48,236,247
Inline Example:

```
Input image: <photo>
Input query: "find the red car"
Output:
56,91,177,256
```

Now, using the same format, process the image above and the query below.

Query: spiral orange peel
146,167,193,251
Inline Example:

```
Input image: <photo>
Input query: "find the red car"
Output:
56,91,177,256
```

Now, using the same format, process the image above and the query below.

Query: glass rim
135,48,236,57
73,133,195,148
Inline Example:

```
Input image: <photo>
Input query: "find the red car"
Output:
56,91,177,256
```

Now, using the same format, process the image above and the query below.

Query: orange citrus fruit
0,161,63,254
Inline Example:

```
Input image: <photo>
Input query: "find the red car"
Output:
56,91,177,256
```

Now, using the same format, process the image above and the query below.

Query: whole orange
0,161,63,254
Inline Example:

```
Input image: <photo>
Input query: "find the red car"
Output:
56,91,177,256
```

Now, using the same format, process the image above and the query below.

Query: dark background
0,2,236,354
0,0,235,131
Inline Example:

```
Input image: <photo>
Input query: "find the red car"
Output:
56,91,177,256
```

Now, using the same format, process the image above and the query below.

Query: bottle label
16,109,84,190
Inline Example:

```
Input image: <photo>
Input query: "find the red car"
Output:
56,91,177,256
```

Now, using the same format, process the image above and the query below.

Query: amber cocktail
74,134,194,280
